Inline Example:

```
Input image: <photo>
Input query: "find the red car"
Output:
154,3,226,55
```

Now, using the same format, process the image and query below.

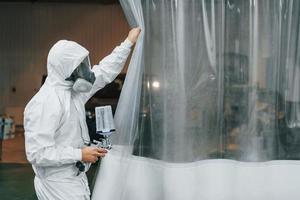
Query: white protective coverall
24,39,133,200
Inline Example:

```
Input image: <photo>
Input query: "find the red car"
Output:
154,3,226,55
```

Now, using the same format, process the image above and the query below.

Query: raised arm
81,27,141,103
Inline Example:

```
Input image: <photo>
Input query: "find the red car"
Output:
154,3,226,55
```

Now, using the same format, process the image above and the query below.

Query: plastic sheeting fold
92,0,300,199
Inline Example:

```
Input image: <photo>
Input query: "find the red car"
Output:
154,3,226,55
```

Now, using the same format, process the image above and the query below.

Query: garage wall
0,2,129,114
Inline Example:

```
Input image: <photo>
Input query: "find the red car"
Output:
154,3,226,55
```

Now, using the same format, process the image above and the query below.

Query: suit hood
46,40,89,88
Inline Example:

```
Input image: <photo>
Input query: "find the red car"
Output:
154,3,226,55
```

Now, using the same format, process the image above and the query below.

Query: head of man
47,40,95,93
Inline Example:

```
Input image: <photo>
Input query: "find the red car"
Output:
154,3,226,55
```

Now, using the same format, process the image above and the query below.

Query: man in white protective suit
24,27,141,200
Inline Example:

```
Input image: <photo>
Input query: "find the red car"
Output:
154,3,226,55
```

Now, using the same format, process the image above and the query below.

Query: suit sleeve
81,39,133,103
24,93,82,167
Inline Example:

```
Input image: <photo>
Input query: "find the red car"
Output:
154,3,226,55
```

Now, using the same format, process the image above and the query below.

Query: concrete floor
0,133,98,200
0,163,37,200
0,163,98,200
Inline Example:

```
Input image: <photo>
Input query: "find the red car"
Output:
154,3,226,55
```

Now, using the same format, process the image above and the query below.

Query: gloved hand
81,147,107,163
127,27,141,44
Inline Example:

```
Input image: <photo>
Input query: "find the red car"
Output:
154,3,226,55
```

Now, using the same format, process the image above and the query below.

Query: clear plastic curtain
92,0,300,199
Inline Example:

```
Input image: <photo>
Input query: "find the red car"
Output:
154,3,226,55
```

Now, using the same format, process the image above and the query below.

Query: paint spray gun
76,105,115,175
92,105,115,149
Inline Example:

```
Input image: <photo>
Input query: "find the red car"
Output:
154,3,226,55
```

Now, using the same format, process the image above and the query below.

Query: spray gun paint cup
94,106,115,150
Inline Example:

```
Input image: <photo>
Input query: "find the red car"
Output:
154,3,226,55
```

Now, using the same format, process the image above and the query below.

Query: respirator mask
65,57,96,93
